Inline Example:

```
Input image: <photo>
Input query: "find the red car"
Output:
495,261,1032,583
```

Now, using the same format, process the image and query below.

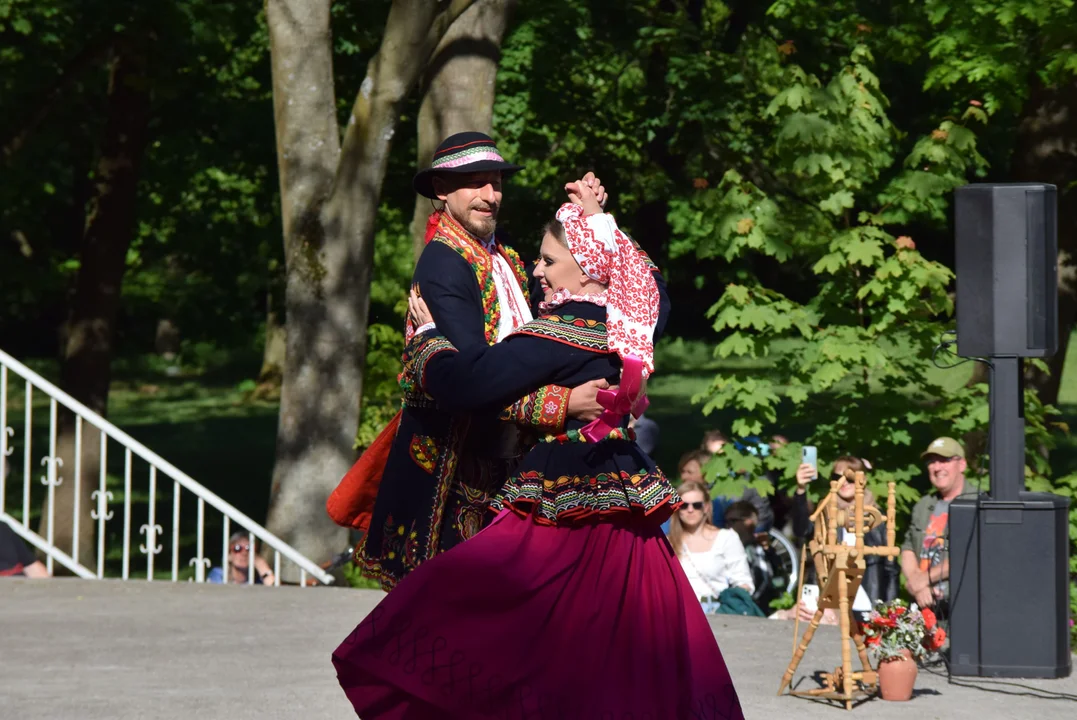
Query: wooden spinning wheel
776,471,901,710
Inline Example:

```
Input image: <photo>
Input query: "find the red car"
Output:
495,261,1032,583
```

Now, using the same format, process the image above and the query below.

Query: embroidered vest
425,212,530,345
508,314,609,352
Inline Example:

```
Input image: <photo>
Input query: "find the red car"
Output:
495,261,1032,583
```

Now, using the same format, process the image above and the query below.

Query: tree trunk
44,37,152,569
257,307,286,387
408,0,517,259
1011,78,1077,407
264,0,476,579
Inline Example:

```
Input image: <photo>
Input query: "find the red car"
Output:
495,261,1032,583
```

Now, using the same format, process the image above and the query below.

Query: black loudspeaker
955,183,1058,358
949,493,1072,678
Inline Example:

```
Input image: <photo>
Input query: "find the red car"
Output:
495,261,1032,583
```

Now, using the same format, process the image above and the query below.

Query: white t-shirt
680,528,755,600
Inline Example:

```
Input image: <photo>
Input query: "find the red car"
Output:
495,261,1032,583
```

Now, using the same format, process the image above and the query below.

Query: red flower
924,627,946,651
922,608,937,631
866,635,881,647
875,615,897,628
892,605,906,617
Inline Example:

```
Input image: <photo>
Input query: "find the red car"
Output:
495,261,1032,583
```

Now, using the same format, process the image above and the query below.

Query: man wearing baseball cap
900,436,980,616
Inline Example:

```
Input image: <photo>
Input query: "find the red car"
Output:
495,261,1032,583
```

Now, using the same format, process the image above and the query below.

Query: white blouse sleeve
717,530,755,594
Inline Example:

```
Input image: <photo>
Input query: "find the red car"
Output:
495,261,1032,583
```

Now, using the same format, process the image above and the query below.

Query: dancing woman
333,182,744,720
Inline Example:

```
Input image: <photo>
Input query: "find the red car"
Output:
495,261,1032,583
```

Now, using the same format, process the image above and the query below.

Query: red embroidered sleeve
500,384,570,432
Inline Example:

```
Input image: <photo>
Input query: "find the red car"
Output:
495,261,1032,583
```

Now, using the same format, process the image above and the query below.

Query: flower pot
878,650,918,701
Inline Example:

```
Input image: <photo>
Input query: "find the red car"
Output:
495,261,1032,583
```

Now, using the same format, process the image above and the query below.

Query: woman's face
680,459,704,484
533,231,586,300
833,461,857,501
677,489,709,528
229,539,251,569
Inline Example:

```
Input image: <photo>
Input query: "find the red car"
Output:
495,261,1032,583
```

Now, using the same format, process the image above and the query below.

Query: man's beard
459,204,497,239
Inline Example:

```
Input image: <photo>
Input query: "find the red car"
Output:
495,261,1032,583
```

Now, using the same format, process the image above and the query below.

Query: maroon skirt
333,510,744,720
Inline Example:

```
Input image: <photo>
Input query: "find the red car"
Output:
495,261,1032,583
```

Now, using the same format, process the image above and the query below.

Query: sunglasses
830,472,847,481
232,543,251,553
680,501,706,511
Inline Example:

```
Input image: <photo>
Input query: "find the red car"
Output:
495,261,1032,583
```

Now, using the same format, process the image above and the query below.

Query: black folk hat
412,131,523,199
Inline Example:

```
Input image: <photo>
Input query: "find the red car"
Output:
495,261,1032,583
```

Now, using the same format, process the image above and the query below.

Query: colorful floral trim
424,417,468,557
490,468,679,526
408,434,438,474
509,314,609,352
502,384,570,432
538,427,635,444
429,211,528,346
401,333,456,397
502,244,530,295
432,145,507,169
355,417,471,591
353,514,423,592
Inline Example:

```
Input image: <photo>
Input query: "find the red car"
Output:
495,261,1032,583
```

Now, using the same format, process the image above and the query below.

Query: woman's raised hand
408,285,434,328
565,176,604,216
794,463,815,494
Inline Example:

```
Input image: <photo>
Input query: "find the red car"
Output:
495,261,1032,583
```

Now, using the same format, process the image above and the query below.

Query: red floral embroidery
554,204,660,374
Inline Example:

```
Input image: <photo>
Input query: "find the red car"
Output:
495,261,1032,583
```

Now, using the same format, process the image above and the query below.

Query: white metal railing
0,349,333,586
0,510,95,578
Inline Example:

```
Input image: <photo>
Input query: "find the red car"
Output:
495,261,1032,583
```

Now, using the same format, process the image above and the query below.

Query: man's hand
914,586,935,609
582,171,609,209
904,567,929,594
565,178,604,216
567,378,611,422
566,171,608,211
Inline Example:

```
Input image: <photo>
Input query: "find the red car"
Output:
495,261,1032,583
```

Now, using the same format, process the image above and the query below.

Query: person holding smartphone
790,454,898,617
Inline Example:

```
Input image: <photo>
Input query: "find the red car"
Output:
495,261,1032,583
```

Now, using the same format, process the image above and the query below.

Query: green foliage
341,559,385,590
769,590,795,611
665,35,984,505
356,323,405,449
355,201,414,449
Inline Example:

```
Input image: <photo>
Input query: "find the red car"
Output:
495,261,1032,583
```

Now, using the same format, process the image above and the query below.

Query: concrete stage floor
1,579,1074,719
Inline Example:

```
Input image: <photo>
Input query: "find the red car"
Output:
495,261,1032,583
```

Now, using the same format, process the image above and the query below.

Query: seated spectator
208,532,276,585
667,481,755,614
791,455,898,612
724,500,758,549
701,429,728,455
901,437,979,618
678,449,711,484
0,521,49,578
679,448,732,527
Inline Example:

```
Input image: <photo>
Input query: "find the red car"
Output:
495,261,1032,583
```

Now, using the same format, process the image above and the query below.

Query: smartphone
802,445,818,481
801,583,820,613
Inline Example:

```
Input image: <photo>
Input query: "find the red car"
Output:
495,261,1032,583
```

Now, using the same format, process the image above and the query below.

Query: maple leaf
777,40,796,56
895,236,916,251
736,217,755,234
931,129,949,141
